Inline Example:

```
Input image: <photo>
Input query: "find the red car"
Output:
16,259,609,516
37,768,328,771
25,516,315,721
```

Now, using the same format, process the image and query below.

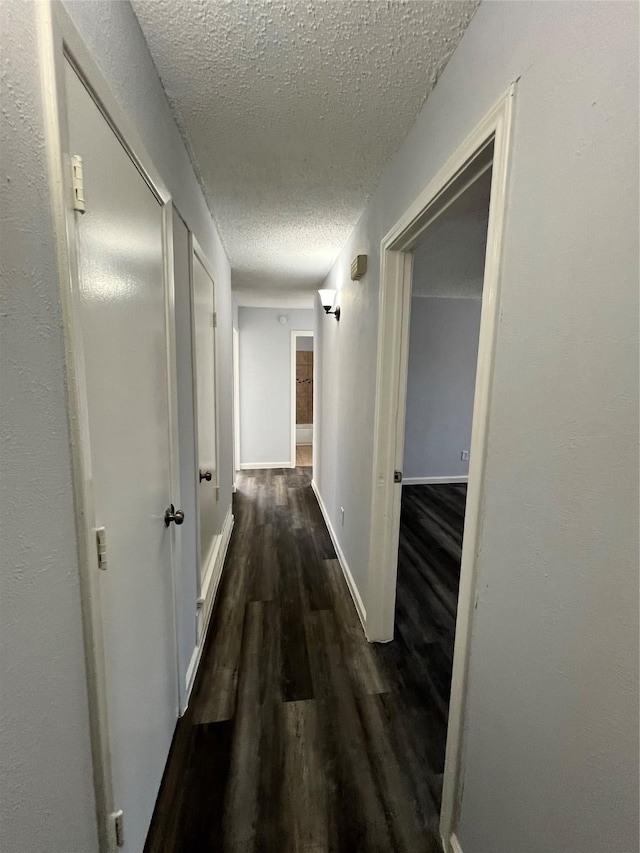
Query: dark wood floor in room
145,470,465,853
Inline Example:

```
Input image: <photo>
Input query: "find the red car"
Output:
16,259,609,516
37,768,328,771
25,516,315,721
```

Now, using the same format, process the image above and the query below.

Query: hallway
145,469,452,852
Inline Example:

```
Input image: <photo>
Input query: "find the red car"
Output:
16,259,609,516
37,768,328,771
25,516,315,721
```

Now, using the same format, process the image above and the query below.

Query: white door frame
365,85,516,851
37,2,182,848
290,330,314,467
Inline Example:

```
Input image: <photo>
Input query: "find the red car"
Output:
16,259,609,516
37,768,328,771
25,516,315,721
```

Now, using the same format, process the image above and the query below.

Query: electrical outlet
340,506,345,527
461,450,469,461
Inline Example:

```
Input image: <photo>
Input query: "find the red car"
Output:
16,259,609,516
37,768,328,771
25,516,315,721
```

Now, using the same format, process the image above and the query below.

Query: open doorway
291,331,314,469
394,164,491,833
366,89,514,850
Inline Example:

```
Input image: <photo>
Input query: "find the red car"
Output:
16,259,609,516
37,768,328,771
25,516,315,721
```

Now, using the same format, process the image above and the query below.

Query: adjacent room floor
296,443,312,467
145,470,465,852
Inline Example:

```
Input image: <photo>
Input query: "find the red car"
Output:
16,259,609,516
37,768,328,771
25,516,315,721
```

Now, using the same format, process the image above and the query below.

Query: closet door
65,60,179,851
192,248,220,585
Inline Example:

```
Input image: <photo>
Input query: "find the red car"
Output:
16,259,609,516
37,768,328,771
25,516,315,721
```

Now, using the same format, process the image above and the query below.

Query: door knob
199,470,212,482
164,504,185,526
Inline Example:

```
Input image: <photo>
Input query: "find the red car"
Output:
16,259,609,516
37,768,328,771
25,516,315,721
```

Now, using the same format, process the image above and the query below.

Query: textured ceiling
412,167,491,298
132,0,479,304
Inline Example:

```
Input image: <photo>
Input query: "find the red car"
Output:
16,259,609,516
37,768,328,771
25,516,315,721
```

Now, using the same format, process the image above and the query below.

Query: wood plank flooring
145,470,465,852
296,444,312,467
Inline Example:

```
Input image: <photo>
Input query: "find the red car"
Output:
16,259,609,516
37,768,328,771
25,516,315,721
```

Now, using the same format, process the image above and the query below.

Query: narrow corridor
145,470,463,852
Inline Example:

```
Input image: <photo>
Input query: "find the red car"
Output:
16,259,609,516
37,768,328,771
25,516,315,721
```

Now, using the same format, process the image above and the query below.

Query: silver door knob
164,504,185,526
199,470,212,482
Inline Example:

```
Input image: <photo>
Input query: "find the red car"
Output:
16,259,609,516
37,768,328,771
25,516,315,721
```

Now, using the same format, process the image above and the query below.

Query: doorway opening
395,162,492,836
366,88,514,851
291,331,314,469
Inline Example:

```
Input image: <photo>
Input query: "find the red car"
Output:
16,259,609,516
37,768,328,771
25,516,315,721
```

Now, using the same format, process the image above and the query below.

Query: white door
192,251,220,578
65,62,179,851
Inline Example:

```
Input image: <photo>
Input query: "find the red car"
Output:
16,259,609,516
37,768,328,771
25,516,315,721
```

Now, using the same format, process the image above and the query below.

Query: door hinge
96,527,107,570
215,485,220,501
71,154,86,213
394,470,403,483
212,311,217,328
110,809,124,848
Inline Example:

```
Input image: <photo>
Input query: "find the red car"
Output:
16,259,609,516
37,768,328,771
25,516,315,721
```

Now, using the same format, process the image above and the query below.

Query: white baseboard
310,479,367,630
296,424,313,444
403,475,468,485
183,506,235,711
240,461,294,470
184,645,200,706
449,833,463,853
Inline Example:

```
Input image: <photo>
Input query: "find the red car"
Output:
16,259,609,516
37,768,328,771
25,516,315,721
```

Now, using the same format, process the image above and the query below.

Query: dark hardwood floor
145,470,465,853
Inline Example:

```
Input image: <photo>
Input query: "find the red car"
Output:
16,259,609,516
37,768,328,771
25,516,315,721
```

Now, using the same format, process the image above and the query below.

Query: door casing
37,2,182,848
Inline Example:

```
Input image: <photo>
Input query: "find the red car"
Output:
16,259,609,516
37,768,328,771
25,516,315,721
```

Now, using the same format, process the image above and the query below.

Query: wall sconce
318,288,340,321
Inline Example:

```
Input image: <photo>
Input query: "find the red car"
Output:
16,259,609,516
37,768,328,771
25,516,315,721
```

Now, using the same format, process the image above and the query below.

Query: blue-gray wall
239,307,314,466
403,297,481,480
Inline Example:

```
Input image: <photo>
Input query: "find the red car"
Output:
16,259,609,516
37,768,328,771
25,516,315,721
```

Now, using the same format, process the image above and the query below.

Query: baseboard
448,833,463,853
184,645,200,707
310,479,367,630
403,475,468,485
296,424,313,444
240,461,294,470
183,506,234,711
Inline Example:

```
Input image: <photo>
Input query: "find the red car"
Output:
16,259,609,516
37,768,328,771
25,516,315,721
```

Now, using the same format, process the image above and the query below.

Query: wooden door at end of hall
296,350,313,424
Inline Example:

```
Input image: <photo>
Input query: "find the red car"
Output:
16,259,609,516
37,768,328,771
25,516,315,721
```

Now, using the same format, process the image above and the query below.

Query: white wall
296,335,314,352
314,2,639,850
0,2,233,849
239,307,313,467
403,298,481,481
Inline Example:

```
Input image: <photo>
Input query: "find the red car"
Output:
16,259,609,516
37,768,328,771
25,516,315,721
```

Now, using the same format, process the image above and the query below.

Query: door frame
37,2,182,848
290,330,314,468
365,85,516,851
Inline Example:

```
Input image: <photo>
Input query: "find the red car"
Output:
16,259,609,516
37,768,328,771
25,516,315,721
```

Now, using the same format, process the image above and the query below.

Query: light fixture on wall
318,288,340,321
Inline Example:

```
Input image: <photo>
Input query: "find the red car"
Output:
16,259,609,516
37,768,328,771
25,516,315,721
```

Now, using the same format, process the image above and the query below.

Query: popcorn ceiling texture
132,0,479,302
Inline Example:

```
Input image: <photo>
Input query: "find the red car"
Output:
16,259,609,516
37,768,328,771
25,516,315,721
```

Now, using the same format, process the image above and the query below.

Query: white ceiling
412,166,491,299
132,0,479,305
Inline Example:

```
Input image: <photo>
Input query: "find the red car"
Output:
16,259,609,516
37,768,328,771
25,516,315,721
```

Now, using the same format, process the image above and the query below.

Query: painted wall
239,308,313,467
1,1,232,849
296,335,314,352
403,298,481,481
314,2,639,850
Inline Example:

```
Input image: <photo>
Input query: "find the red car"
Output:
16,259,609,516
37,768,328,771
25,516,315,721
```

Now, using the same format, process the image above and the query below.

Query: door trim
37,2,182,847
290,330,314,469
365,85,516,850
